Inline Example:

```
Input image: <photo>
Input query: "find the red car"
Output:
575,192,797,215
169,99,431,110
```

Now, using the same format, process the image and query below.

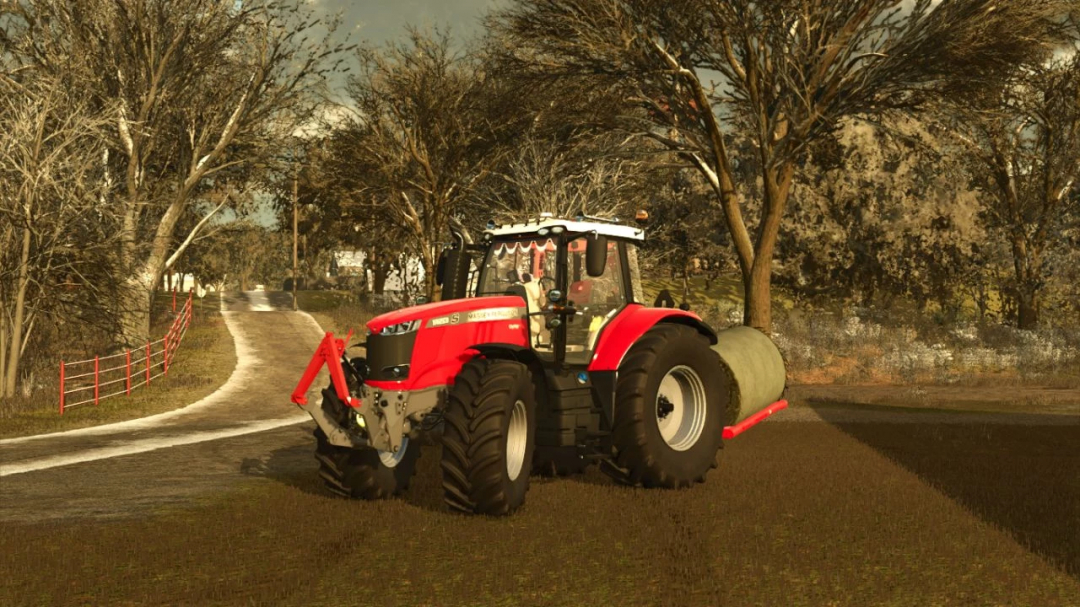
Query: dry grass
295,290,380,354
1,420,1076,606
0,296,235,439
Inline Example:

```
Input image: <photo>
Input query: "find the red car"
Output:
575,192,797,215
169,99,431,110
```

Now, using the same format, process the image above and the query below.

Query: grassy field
0,296,235,439
1,417,1076,606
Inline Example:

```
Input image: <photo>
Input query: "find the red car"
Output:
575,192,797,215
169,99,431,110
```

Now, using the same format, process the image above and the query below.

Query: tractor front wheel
602,324,724,488
441,358,537,515
313,388,419,500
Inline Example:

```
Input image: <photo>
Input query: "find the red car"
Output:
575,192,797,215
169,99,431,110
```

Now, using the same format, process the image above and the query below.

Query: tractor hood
366,295,527,335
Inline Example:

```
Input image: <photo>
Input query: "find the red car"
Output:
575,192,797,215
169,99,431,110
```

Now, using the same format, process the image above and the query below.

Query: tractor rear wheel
602,324,724,488
313,388,419,500
441,358,537,515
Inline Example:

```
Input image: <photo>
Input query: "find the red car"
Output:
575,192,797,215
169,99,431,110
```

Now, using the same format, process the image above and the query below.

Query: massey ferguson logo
430,308,522,328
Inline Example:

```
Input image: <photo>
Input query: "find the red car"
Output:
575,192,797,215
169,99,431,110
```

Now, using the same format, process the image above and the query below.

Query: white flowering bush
773,306,1080,385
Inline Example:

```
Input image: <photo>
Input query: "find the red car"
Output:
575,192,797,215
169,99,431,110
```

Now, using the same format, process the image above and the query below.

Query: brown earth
0,293,1077,606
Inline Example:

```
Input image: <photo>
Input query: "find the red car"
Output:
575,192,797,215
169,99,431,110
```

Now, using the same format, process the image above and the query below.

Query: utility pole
292,166,299,312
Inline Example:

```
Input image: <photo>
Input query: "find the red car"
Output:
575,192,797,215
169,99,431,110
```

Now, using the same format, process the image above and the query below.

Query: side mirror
547,289,564,303
585,234,608,277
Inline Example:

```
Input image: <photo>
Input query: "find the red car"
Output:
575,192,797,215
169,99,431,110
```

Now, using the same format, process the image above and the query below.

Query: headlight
375,320,421,335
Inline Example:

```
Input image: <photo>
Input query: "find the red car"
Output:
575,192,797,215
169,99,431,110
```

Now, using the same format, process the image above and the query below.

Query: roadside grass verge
295,290,376,352
0,296,235,439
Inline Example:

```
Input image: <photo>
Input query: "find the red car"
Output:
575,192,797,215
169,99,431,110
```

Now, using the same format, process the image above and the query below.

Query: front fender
587,304,718,372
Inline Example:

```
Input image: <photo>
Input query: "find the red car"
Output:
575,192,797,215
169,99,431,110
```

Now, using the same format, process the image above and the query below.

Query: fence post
126,349,132,395
172,287,177,312
146,341,151,386
164,332,170,376
94,356,99,406
59,361,65,415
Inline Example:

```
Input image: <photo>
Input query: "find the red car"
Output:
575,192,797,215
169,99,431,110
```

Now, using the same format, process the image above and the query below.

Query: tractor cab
455,216,645,367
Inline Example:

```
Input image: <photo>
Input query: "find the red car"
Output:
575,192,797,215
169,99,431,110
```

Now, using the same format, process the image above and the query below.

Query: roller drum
710,326,788,425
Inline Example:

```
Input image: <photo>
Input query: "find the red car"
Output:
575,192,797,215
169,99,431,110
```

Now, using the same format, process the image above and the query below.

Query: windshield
477,238,558,297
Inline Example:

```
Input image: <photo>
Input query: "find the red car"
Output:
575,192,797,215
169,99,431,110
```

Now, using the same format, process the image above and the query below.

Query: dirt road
1,294,1077,605
0,291,328,516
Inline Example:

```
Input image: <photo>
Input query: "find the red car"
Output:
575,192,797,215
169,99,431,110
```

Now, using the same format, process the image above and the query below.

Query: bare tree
946,41,1080,329
328,28,521,300
484,132,656,221
490,0,1067,332
2,0,349,344
0,74,117,399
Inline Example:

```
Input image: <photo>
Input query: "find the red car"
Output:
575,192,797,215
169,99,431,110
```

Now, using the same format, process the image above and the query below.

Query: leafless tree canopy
2,0,348,344
0,74,121,398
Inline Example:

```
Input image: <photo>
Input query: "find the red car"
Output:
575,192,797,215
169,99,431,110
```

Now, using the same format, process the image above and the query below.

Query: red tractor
292,215,788,516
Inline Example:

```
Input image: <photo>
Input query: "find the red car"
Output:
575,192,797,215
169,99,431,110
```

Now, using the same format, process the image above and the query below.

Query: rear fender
587,304,717,372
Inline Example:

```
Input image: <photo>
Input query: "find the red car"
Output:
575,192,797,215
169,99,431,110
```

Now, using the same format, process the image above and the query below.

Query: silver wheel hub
655,365,708,451
506,399,528,481
378,436,409,468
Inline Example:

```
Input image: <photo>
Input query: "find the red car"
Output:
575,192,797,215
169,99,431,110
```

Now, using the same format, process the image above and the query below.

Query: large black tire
441,358,538,515
313,388,419,500
601,324,724,488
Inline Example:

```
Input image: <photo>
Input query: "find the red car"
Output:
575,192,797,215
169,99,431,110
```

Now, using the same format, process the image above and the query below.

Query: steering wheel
538,275,557,290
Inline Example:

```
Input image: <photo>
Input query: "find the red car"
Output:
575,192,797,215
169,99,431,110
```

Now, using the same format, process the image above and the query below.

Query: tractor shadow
239,437,461,514
240,431,620,514
811,404,1080,581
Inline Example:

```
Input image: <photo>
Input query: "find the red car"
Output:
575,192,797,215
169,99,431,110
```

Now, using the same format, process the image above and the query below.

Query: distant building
331,250,426,293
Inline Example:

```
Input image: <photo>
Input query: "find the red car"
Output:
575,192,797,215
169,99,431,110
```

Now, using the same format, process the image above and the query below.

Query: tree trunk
739,163,794,335
422,244,436,301
373,256,388,295
1009,232,1042,330
1016,287,1040,330
743,259,773,335
118,274,154,347
0,306,8,401
681,262,690,305
4,226,32,398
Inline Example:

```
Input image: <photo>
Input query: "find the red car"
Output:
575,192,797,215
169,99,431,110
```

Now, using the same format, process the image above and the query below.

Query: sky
313,0,506,58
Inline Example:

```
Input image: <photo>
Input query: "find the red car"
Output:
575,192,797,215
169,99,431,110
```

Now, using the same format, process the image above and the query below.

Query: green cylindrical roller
711,326,788,425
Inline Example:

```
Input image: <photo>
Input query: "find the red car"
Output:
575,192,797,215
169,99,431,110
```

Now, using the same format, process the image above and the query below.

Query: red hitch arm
291,330,359,408
722,400,788,440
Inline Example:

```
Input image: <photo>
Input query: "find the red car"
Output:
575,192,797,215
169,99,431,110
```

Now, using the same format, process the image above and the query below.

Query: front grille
366,331,417,381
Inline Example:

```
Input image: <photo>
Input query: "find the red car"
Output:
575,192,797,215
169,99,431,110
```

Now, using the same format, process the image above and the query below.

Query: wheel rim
655,365,708,452
378,436,409,468
506,399,528,481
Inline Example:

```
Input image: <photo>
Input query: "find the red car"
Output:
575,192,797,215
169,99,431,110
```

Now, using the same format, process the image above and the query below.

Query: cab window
565,237,625,362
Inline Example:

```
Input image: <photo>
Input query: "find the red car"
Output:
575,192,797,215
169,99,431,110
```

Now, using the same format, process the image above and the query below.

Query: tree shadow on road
813,405,1080,581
